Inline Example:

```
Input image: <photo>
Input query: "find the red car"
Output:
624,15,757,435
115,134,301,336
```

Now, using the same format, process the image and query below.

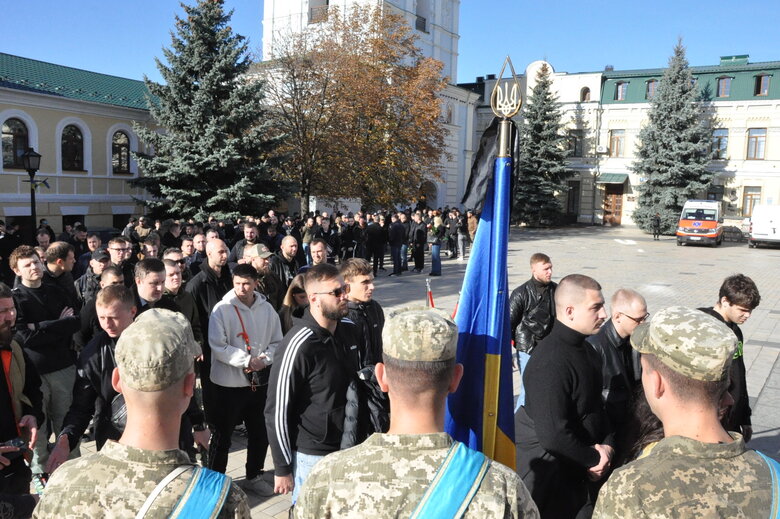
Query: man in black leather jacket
585,288,646,463
508,253,557,409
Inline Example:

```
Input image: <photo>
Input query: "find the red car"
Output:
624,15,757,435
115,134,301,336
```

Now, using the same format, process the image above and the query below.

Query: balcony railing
309,5,329,24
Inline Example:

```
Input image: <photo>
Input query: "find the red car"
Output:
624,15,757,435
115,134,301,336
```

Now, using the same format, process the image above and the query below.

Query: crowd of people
0,210,776,518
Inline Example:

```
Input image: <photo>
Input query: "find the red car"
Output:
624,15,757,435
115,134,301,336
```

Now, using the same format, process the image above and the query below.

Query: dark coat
509,278,557,353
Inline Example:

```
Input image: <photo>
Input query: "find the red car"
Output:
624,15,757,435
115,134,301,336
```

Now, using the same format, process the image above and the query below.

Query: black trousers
412,244,425,270
208,383,269,479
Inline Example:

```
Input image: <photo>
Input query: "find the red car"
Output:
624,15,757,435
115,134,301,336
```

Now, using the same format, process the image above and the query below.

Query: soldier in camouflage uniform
294,307,539,518
34,309,250,518
594,306,773,518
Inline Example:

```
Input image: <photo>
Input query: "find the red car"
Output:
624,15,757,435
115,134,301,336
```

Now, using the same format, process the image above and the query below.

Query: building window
568,130,584,157
112,131,131,174
609,130,625,157
645,80,658,99
742,186,761,217
716,77,731,98
580,87,591,102
711,129,728,160
2,118,29,168
61,124,84,171
308,0,328,23
747,128,766,160
614,82,627,101
755,75,770,96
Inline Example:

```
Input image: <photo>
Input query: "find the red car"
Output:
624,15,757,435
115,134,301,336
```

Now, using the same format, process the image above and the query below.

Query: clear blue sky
2,0,778,85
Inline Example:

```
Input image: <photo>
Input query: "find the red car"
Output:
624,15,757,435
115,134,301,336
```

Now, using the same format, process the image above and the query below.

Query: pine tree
513,64,570,225
130,0,287,220
631,40,714,232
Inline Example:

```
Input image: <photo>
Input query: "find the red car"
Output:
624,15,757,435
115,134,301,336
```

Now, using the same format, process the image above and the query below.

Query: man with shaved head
586,288,648,464
186,239,232,423
516,274,613,518
269,235,300,289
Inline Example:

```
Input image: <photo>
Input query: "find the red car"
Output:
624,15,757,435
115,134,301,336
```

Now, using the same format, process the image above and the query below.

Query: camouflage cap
382,307,458,362
244,243,273,259
631,306,736,382
115,308,199,391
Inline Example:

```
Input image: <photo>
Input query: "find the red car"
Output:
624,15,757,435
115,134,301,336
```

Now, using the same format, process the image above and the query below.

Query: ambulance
676,200,723,246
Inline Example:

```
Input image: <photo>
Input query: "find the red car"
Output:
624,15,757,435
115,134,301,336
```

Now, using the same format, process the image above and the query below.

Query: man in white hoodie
208,264,283,496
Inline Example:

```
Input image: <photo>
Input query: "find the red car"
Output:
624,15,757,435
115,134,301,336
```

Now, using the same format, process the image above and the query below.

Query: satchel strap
135,465,190,519
755,451,780,519
410,441,491,519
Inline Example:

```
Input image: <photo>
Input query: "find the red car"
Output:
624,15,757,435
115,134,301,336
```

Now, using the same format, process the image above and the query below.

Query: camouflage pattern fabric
593,433,772,518
382,307,458,362
294,432,539,518
33,440,250,518
116,308,200,392
631,306,736,382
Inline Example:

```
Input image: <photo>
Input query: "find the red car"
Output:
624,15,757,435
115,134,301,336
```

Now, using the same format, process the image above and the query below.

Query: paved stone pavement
82,225,780,517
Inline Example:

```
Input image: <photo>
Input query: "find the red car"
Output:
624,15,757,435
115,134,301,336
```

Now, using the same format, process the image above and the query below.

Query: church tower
262,0,460,83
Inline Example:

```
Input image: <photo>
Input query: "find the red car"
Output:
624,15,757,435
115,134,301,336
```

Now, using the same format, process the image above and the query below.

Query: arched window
112,131,130,174
61,124,84,171
580,87,591,102
2,118,29,168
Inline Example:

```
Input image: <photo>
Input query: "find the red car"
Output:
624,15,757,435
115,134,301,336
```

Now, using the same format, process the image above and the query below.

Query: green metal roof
596,173,628,184
601,57,780,104
0,53,152,111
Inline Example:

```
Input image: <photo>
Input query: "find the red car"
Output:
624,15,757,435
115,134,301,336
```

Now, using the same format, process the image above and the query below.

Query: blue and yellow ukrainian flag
444,121,516,470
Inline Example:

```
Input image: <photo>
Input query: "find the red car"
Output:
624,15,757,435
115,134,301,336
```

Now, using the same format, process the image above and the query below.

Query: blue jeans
390,246,402,274
400,244,409,270
430,244,441,275
292,451,325,504
514,351,531,412
302,242,311,265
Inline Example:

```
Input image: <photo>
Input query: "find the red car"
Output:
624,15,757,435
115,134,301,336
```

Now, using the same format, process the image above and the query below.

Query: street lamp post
21,148,42,245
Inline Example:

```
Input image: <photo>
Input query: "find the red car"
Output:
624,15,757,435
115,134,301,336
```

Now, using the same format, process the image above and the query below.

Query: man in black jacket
341,259,390,437
43,241,79,309
407,212,427,273
585,288,647,463
265,263,360,505
509,253,557,408
74,248,110,309
10,246,80,477
388,215,406,277
227,222,260,271
185,239,232,423
46,284,209,474
516,274,613,518
269,236,300,289
698,274,760,442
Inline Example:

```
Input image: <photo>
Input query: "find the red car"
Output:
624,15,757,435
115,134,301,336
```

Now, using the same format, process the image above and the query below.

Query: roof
0,53,152,111
603,59,780,79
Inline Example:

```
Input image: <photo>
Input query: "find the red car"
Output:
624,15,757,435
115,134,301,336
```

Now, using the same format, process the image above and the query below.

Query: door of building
603,184,624,225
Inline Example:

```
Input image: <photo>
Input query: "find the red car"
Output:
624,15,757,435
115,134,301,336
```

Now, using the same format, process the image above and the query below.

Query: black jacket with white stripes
265,308,361,477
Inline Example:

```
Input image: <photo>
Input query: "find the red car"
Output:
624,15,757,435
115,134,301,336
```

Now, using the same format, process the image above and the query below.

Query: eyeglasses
313,284,350,298
619,312,650,324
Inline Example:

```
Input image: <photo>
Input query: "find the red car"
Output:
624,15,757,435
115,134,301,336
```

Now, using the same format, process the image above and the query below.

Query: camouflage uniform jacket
294,432,540,519
33,440,250,519
594,433,772,518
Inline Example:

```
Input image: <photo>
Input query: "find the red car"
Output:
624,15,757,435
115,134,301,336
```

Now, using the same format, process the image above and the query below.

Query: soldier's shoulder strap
135,465,232,519
755,450,780,519
410,441,491,519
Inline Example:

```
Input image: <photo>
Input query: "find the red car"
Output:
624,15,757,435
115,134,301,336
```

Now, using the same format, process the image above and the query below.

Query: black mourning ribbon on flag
460,117,520,215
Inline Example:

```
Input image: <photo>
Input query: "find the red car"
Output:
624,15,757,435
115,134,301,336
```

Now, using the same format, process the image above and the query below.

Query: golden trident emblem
490,56,522,119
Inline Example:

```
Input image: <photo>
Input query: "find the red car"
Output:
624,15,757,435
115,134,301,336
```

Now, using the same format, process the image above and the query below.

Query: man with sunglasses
265,263,360,509
586,288,648,464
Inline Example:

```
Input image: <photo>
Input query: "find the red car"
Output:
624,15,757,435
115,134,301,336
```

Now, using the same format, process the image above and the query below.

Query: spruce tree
513,64,570,225
631,40,714,233
130,0,286,220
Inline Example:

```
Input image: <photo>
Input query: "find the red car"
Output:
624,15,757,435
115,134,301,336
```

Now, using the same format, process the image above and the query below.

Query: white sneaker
240,475,275,497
